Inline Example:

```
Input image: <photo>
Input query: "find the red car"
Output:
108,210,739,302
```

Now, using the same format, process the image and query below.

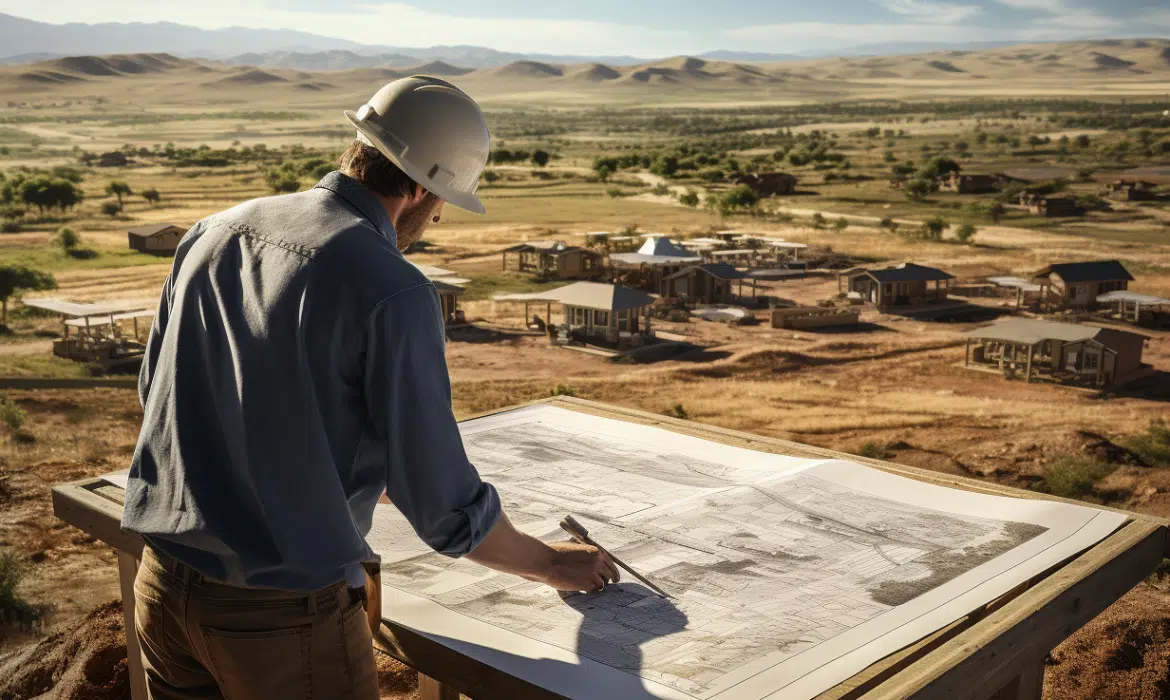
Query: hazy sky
3,0,1168,55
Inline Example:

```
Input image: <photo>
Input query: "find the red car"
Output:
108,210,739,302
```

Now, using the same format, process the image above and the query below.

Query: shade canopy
495,282,655,312
24,298,154,318
966,317,1144,346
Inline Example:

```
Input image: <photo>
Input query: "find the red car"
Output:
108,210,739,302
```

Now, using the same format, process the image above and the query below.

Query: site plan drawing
368,405,1126,699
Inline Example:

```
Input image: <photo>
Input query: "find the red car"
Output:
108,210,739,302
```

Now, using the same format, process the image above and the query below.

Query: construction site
1,14,1170,700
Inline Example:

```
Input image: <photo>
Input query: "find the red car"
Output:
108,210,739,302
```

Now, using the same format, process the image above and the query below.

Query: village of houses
28,166,1170,397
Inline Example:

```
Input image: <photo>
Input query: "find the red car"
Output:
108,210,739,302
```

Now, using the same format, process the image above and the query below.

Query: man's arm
364,284,616,592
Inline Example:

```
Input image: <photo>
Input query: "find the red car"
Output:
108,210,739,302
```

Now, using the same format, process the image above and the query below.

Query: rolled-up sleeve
364,283,501,557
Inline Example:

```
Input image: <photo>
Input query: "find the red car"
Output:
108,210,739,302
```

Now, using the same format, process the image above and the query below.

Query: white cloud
0,1,693,57
993,0,1065,9
878,0,983,23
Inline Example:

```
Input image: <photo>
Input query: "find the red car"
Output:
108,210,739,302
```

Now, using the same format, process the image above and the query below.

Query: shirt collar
313,171,397,247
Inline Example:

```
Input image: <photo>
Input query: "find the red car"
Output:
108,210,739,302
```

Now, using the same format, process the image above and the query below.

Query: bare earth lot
3,43,1170,696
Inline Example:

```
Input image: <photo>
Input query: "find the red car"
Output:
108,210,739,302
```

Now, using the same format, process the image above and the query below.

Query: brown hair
338,140,422,198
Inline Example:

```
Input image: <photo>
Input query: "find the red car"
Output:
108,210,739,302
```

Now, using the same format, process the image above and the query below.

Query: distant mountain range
0,11,1100,70
5,39,1167,102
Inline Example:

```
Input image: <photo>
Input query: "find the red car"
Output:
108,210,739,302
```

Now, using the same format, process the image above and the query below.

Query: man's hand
465,513,620,593
538,541,620,593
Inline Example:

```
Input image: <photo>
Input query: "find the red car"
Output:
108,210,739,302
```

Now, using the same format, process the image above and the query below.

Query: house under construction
964,317,1147,386
494,282,656,347
609,238,701,294
501,241,603,281
839,263,955,309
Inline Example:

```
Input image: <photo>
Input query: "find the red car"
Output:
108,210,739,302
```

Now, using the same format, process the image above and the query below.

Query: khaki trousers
133,545,379,700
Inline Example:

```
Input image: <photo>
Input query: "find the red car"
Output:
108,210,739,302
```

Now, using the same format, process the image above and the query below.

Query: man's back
122,172,499,591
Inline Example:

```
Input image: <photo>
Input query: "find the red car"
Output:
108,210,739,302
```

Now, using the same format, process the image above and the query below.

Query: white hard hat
344,76,489,214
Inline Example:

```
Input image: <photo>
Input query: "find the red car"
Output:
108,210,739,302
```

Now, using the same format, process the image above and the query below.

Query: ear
412,182,428,205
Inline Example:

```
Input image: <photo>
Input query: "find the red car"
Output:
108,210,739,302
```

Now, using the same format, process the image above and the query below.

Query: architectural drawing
370,406,1125,700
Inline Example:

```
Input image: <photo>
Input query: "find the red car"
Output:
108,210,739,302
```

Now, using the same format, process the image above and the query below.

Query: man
122,76,618,699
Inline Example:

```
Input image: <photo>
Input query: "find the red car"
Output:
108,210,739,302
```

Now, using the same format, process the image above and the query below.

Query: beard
395,192,443,252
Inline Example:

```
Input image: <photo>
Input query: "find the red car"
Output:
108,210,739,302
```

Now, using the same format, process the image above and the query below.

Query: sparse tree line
0,168,164,232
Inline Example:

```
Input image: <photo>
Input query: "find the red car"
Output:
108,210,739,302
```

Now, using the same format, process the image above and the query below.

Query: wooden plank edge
52,482,144,557
374,622,569,700
862,519,1167,700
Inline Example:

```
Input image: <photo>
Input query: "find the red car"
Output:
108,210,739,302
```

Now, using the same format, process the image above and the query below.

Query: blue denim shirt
121,172,501,592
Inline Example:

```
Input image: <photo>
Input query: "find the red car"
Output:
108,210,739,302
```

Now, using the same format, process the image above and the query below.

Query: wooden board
52,396,1170,700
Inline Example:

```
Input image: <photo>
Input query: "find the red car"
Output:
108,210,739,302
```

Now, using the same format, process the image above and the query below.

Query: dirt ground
2,198,1170,698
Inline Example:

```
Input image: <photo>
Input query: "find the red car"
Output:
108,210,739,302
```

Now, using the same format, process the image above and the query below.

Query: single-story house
839,263,955,309
938,173,998,194
662,263,757,305
964,317,1147,386
1019,193,1082,217
495,282,656,346
1101,179,1158,202
127,223,187,256
98,151,129,167
501,241,603,280
735,172,797,196
609,238,702,294
1032,260,1133,310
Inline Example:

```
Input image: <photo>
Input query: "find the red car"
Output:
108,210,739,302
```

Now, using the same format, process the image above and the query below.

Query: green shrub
54,226,79,252
606,187,625,198
549,384,578,397
954,222,977,243
100,201,122,217
811,212,826,229
0,394,25,431
858,442,889,460
0,548,39,628
1123,420,1170,467
666,403,689,420
0,219,19,234
1041,456,1116,500
678,190,699,207
833,217,849,232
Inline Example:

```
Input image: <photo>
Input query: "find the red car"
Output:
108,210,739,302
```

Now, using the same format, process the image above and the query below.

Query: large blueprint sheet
363,406,1124,699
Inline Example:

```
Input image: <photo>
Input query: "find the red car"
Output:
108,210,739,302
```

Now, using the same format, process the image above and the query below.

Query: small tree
678,190,699,207
833,217,849,232
921,216,950,241
54,226,80,253
482,170,500,184
717,185,759,216
904,178,933,200
0,266,56,325
101,201,122,217
811,212,826,229
142,187,161,206
955,222,977,243
989,201,1007,223
105,181,132,205
530,149,550,168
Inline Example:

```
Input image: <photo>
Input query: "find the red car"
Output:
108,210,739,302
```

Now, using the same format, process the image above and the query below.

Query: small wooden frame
53,397,1168,700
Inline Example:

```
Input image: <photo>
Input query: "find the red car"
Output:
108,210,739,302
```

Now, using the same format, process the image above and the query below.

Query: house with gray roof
494,282,656,346
1031,260,1133,310
964,318,1147,386
838,263,955,309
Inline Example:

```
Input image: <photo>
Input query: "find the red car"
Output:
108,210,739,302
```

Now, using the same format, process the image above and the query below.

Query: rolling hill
2,39,1169,105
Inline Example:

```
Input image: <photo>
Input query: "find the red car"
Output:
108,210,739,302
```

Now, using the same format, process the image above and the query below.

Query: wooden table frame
53,397,1169,700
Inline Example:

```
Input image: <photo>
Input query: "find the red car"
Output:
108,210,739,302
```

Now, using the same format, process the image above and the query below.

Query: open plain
2,38,1170,699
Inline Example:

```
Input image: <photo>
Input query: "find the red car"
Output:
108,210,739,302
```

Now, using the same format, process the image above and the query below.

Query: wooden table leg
418,672,460,700
987,658,1045,700
117,552,148,700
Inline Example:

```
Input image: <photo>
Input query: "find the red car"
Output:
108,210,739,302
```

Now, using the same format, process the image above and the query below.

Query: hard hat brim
344,110,487,215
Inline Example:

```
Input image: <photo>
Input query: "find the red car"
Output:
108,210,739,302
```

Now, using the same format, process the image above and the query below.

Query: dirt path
0,340,52,356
